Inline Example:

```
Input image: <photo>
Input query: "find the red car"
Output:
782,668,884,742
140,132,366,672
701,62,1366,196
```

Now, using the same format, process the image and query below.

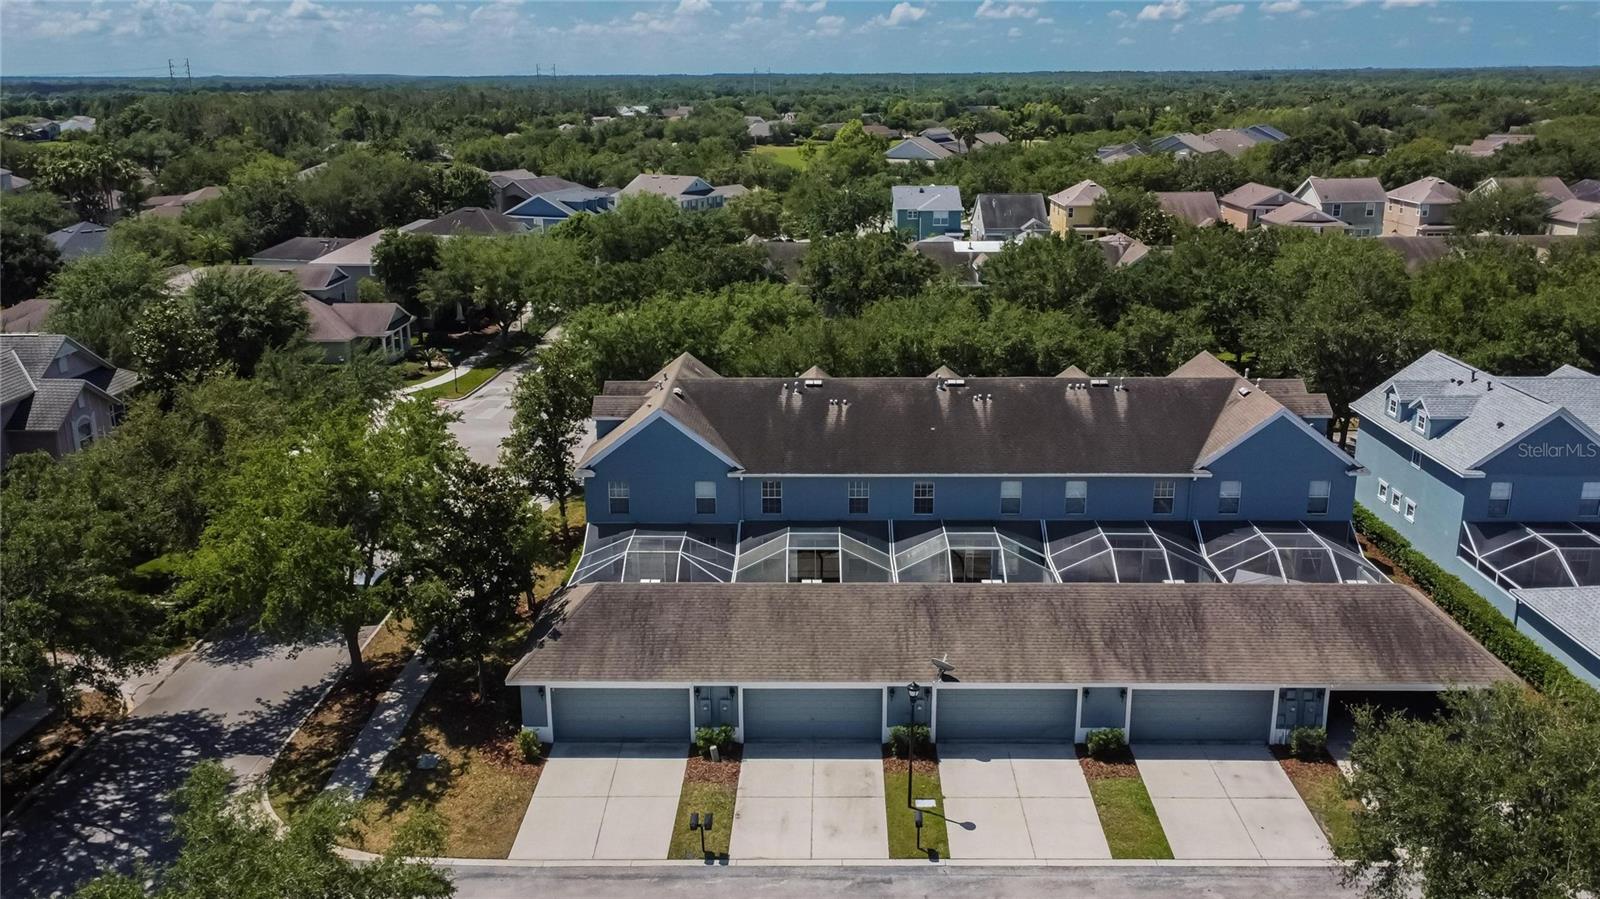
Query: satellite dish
930,656,955,674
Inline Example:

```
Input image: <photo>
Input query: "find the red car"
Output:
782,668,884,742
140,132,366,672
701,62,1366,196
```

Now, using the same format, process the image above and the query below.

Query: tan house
1094,232,1150,267
303,298,415,363
1451,133,1533,157
1218,182,1299,230
1292,177,1386,237
1384,177,1464,237
1154,191,1221,228
1047,180,1106,235
1547,198,1600,236
2,333,138,462
1257,202,1349,235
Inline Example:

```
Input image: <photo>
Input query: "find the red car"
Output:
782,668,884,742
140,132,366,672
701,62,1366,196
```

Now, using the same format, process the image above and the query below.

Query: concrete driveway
1,630,359,898
1134,744,1330,861
730,742,887,860
938,743,1110,861
509,743,686,860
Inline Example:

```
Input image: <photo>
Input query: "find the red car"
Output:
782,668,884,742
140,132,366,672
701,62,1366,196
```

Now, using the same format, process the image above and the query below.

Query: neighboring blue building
891,184,963,240
506,185,617,229
1352,351,1600,684
573,350,1383,587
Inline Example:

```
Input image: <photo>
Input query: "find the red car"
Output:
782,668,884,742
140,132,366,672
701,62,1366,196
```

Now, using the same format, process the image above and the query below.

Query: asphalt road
444,863,1364,898
1,631,355,898
444,361,596,468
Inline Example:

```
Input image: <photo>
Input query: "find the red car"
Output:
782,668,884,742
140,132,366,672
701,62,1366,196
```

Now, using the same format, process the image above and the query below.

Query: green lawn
1280,756,1357,855
668,780,736,860
883,764,950,860
751,145,809,170
1087,775,1173,859
411,363,504,402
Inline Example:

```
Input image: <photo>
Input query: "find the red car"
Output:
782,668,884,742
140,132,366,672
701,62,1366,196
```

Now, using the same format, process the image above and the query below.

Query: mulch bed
685,744,743,786
1,691,125,817
1271,745,1341,776
1078,745,1140,782
882,746,940,776
1354,535,1417,588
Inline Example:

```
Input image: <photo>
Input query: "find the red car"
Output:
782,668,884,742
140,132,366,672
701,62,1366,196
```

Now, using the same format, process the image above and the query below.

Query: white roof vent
1238,386,1252,397
804,378,823,387
1090,378,1109,387
944,378,966,387
672,387,685,398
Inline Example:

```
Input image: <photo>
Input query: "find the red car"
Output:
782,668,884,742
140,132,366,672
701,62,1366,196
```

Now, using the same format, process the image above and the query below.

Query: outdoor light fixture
689,811,715,855
906,682,922,809
914,810,924,851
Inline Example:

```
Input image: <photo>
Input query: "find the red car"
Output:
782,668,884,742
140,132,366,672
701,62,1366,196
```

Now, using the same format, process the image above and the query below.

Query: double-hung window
607,481,630,515
1488,481,1512,518
1377,479,1389,502
1151,480,1176,515
761,479,783,514
913,481,935,515
1414,410,1428,434
1410,448,1422,468
1581,482,1600,517
1000,481,1022,515
1306,480,1331,516
694,480,716,515
1404,498,1417,522
848,480,870,515
1064,480,1088,515
1329,203,1342,217
1218,480,1242,515
1390,488,1403,512
1387,394,1399,418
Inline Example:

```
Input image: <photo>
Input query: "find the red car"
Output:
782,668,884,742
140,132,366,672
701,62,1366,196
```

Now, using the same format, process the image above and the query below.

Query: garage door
1130,689,1273,743
742,688,881,741
551,687,689,741
936,689,1077,742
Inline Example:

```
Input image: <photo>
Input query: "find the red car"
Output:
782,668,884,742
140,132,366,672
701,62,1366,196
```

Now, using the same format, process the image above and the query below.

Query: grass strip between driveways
1081,750,1173,860
668,747,740,860
883,753,950,860
1277,750,1357,856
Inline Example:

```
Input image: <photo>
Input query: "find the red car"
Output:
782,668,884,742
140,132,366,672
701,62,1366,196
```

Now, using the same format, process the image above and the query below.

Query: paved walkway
399,352,488,395
939,743,1110,861
1134,744,1330,861
731,742,887,860
322,654,436,801
510,743,686,860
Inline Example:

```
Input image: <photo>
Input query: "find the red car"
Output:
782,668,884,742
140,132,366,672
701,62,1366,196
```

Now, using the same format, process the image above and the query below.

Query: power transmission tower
184,58,192,87
168,58,177,92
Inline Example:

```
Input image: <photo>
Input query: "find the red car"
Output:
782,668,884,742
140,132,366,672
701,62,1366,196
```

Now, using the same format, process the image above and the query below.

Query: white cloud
677,0,713,13
1259,0,1300,13
1117,35,1135,44
1136,0,1188,22
285,0,331,19
1202,3,1243,22
1107,8,1127,18
879,2,927,26
976,0,1041,19
780,0,826,11
812,12,844,33
1007,24,1023,36
410,3,443,15
1380,0,1434,7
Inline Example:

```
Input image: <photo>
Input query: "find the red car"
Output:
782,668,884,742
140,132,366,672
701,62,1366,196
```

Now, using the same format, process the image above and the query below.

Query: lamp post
906,681,921,809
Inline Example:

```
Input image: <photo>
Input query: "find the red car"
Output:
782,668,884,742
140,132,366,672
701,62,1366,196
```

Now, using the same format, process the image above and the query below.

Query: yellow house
1047,180,1106,235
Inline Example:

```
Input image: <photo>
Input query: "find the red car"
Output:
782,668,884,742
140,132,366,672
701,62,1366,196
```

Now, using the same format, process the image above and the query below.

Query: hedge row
1353,504,1597,702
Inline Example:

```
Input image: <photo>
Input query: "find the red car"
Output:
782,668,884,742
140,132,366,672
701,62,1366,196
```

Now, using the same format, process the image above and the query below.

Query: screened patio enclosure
1458,521,1600,592
569,520,1390,586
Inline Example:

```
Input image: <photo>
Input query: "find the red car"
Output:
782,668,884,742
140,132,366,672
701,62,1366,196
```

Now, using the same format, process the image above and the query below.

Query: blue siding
735,475,1198,522
1355,424,1466,566
586,417,738,523
1469,417,1600,521
1195,416,1356,521
894,207,962,240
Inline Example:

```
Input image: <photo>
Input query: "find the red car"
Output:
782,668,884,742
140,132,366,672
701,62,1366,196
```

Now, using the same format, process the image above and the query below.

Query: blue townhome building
1352,351,1600,684
503,351,1513,748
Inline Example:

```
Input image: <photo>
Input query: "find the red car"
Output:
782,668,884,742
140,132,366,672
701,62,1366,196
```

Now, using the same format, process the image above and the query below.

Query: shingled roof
507,582,1514,687
578,351,1348,476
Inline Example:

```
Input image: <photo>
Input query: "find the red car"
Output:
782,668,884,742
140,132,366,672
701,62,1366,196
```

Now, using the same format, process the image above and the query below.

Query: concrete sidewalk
323,654,436,801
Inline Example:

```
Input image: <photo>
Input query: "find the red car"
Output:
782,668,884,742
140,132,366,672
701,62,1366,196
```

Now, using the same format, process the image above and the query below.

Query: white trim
730,471,1213,479
1193,407,1357,472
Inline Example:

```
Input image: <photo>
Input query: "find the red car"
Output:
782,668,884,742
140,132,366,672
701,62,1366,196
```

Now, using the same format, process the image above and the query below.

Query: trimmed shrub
888,724,931,758
1354,505,1596,702
1288,726,1327,760
1086,727,1128,759
517,728,543,763
694,725,736,759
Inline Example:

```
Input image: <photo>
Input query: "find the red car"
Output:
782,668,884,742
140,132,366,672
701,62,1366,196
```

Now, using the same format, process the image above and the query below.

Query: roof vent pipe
1243,367,1250,380
1470,370,1477,382
672,387,684,398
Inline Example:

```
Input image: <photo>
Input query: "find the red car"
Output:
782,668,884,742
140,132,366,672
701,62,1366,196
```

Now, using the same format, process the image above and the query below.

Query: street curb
434,351,536,404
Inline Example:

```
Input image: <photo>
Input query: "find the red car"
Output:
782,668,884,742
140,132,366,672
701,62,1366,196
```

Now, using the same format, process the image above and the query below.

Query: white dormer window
1414,410,1428,435
1387,394,1399,418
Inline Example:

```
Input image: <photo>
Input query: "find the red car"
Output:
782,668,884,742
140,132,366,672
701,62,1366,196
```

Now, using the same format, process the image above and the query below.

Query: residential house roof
1300,176,1388,204
974,193,1049,234
753,238,810,281
892,184,963,211
1,333,139,431
1096,142,1146,164
506,582,1514,687
251,236,355,263
578,351,1343,477
1387,177,1463,206
1094,232,1150,267
0,298,53,332
411,207,528,236
1219,182,1297,210
886,136,957,161
1048,180,1105,208
972,131,1009,149
1351,350,1600,476
308,220,431,269
47,221,109,260
1243,124,1289,142
302,297,413,344
861,124,902,139
1512,587,1600,660
1154,191,1221,227
1547,198,1600,228
710,184,749,201
1153,132,1221,155
1474,177,1574,204
142,185,223,215
1199,129,1261,157
620,174,714,199
1569,179,1600,203
1259,203,1348,229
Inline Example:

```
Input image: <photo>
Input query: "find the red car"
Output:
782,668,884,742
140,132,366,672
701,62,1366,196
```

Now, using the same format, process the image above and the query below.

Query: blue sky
1,0,1595,77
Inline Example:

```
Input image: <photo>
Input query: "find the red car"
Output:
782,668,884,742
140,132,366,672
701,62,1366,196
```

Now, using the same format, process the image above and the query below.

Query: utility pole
184,58,192,87
168,58,176,93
